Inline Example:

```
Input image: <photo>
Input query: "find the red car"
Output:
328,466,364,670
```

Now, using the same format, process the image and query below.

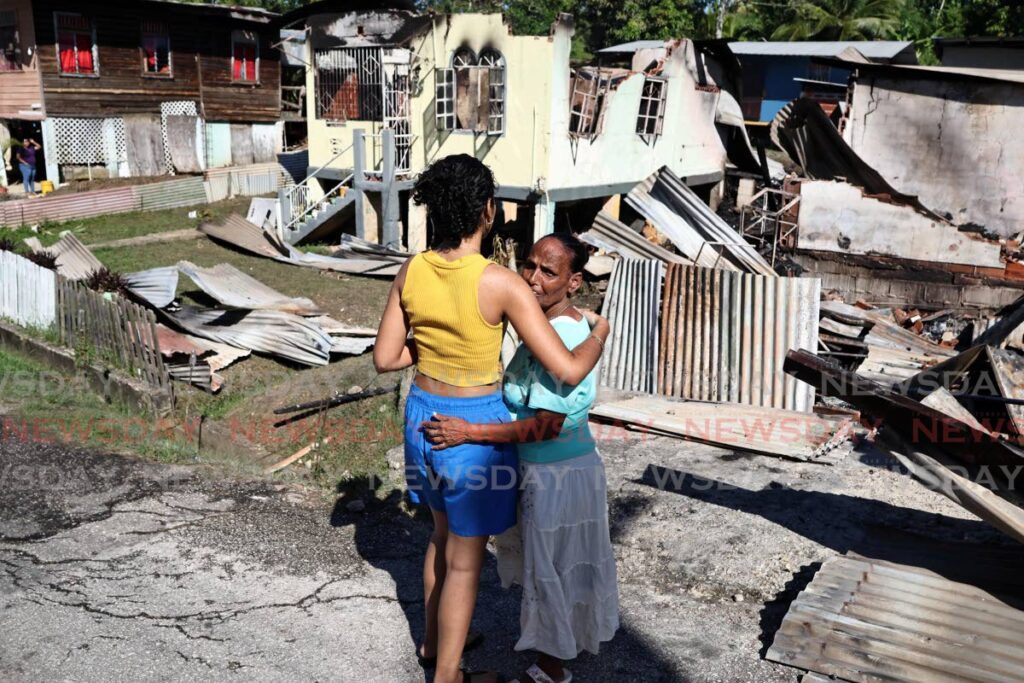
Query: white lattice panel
53,117,105,164
160,100,199,174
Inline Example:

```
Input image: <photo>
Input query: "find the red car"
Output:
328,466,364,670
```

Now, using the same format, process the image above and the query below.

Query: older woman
374,156,610,683
422,233,619,683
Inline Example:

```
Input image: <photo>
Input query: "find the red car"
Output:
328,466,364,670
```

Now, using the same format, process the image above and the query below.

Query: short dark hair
538,232,590,274
412,154,496,251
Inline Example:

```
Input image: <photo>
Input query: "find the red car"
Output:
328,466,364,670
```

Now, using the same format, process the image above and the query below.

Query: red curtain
76,33,93,72
58,32,75,72
233,43,255,81
58,31,93,73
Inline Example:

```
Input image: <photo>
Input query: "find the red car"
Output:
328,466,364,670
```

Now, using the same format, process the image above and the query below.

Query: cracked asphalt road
2,416,1011,682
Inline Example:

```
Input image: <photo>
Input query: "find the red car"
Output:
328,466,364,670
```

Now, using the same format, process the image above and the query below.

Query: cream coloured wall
306,13,556,191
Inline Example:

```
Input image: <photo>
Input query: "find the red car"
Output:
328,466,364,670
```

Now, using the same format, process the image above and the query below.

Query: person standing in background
16,138,40,195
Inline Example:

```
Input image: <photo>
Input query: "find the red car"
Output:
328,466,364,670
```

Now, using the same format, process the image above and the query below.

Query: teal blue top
502,315,597,463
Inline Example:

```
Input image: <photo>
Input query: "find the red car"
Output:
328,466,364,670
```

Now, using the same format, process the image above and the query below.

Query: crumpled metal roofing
660,262,820,412
167,306,334,367
27,232,104,280
177,260,323,316
767,553,1024,683
625,167,776,276
124,266,179,309
578,211,689,264
599,258,664,393
199,214,403,277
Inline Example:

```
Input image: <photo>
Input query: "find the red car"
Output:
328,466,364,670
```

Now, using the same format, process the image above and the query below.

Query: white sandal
510,663,573,683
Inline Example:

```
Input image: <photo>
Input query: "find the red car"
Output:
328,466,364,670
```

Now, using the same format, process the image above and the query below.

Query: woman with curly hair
374,154,609,683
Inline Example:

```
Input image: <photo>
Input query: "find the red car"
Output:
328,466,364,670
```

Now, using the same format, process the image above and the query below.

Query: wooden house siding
30,0,279,121
0,0,44,118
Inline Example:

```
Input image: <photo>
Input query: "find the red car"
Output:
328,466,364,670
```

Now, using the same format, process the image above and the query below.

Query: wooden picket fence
56,277,170,392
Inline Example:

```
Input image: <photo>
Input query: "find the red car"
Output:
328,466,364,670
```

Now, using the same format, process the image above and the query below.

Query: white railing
279,142,355,237
0,250,57,328
281,174,353,236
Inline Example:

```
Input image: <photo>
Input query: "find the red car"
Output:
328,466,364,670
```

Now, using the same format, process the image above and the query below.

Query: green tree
771,0,901,40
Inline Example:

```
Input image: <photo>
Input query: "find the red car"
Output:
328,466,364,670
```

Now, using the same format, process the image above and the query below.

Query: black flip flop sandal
461,669,506,683
417,630,485,667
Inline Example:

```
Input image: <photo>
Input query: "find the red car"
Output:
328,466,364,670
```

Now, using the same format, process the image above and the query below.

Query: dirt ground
2,402,1015,682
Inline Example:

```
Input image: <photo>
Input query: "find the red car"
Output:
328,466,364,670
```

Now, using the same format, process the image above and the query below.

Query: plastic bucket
40,180,54,195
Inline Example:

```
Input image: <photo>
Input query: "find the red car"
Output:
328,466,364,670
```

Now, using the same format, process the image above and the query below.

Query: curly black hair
412,154,495,251
538,232,590,274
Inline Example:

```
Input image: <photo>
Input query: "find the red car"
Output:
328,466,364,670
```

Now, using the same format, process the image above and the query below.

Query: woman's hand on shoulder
420,413,475,450
577,308,604,329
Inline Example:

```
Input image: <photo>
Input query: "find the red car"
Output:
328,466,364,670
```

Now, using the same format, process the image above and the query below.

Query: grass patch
0,346,210,468
1,195,255,247
93,237,391,325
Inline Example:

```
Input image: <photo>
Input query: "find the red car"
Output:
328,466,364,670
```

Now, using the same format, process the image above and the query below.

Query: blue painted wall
737,55,852,121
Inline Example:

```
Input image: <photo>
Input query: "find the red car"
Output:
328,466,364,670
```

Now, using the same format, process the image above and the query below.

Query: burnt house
0,0,282,189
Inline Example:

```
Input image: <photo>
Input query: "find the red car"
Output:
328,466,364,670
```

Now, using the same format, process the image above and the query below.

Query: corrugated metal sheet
204,122,233,169
135,176,207,211
767,553,1024,683
590,395,854,461
41,233,105,281
659,263,820,412
599,258,664,392
177,260,323,315
625,166,776,276
0,187,137,227
168,306,333,367
0,251,57,328
579,211,690,264
123,266,180,309
729,40,913,58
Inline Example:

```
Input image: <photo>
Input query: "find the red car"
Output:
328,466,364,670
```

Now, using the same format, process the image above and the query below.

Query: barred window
55,13,96,76
479,48,505,135
636,77,666,141
231,30,258,83
315,47,383,122
141,21,171,76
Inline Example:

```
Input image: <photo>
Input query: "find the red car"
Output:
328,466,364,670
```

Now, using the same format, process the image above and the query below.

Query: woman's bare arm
373,260,416,372
421,411,567,450
486,269,608,385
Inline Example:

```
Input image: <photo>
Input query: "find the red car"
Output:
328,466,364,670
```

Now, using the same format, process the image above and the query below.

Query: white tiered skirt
495,450,619,661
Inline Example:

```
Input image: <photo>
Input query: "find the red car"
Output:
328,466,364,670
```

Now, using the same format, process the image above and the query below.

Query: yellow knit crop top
401,251,503,386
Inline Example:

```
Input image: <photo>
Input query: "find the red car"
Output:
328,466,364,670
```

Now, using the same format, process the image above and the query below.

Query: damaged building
273,1,760,249
752,51,1024,314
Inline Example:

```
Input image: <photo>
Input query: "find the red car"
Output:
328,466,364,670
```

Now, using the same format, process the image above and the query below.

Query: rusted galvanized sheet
626,166,776,275
659,263,820,412
599,258,664,393
177,260,323,316
0,251,57,328
0,187,137,227
135,176,207,211
578,211,690,264
767,553,1024,683
590,395,854,460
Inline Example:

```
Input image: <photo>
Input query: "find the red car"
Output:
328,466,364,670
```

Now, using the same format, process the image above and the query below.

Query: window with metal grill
231,30,258,83
636,77,666,141
55,13,96,76
141,20,170,76
315,47,383,122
